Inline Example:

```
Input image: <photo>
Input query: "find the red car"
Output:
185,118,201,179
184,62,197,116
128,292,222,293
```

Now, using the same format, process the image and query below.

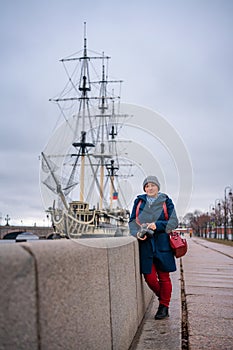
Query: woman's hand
137,232,147,240
147,222,156,231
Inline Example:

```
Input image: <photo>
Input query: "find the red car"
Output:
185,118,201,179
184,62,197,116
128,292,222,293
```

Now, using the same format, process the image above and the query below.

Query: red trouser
144,263,172,307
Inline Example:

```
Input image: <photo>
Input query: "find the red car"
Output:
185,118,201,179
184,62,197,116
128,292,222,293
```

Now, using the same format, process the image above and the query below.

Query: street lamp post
228,192,233,241
215,199,221,238
5,214,11,226
208,204,214,237
224,186,232,240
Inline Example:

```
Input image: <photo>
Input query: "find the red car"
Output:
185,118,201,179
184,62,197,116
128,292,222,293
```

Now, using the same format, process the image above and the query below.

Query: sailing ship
40,24,140,238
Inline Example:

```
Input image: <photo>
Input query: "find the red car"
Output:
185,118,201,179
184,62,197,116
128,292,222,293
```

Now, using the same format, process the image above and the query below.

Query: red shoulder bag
163,202,188,258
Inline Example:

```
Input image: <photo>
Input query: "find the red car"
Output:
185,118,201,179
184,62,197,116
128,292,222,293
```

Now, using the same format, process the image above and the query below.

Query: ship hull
51,201,129,239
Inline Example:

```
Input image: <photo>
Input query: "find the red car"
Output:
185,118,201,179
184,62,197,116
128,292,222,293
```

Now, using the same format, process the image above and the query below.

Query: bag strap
136,200,142,226
163,202,168,221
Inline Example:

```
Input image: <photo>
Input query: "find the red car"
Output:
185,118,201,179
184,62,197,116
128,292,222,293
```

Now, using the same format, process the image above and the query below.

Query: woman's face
144,182,159,197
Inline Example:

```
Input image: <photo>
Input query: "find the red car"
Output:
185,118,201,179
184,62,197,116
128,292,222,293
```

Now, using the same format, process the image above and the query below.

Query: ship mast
106,159,119,209
72,25,111,204
48,23,123,209
49,22,94,202
78,23,91,201
99,57,108,209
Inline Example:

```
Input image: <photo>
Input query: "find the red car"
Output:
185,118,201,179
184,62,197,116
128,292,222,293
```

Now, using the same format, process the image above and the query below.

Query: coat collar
137,192,167,204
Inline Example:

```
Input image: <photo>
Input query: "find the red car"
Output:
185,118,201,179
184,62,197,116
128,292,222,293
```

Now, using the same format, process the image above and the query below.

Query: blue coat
129,193,179,274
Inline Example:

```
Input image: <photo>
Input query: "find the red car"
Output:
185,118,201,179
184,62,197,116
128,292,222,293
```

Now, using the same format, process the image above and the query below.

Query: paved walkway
130,237,233,350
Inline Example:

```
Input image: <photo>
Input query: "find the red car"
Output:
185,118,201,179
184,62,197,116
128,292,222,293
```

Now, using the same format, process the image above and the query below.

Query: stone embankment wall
0,237,152,350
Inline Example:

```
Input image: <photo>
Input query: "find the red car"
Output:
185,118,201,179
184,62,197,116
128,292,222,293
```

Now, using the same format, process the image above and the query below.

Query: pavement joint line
180,258,189,350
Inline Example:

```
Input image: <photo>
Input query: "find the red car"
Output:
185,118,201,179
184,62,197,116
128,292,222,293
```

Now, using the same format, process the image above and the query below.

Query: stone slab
107,239,139,350
132,238,154,330
22,240,112,350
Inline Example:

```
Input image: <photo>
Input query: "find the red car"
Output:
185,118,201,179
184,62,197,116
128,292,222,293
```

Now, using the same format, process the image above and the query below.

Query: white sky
0,0,233,225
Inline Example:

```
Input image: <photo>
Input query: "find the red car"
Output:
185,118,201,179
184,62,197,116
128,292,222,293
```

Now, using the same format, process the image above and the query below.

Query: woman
129,175,178,320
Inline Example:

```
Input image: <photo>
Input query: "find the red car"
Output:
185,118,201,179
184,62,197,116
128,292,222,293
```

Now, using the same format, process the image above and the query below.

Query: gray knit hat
143,176,160,191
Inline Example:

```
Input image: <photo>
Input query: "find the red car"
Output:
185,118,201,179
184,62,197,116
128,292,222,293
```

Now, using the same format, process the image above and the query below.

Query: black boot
154,304,169,320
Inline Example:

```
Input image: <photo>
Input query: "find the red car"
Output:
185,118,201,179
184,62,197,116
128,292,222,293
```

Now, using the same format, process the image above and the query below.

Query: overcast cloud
0,0,233,225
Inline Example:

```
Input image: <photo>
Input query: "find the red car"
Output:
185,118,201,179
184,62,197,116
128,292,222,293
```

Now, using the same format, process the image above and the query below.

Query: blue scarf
146,195,157,206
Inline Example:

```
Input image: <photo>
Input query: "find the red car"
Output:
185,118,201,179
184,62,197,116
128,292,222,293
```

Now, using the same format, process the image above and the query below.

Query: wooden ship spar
40,26,137,238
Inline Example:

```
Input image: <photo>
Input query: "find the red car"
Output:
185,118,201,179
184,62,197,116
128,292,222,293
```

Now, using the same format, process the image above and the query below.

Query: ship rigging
40,24,141,237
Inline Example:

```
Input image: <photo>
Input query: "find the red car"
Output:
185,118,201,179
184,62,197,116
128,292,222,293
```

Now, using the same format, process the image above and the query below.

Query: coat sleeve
155,197,179,233
128,198,141,237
